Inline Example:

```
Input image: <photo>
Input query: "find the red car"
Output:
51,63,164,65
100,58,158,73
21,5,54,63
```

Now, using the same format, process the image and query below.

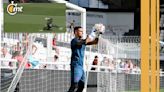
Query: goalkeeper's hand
89,23,105,40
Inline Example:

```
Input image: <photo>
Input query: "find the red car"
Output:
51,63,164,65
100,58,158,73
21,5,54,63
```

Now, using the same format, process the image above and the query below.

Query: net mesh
1,34,164,92
0,32,73,92
161,72,164,92
94,36,141,92
6,34,34,92
1,33,142,92
19,69,70,92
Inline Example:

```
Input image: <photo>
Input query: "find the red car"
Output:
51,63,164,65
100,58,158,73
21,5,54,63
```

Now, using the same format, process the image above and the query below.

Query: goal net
86,36,141,92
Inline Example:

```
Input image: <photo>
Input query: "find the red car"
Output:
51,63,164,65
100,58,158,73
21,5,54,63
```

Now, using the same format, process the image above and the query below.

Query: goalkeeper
43,17,62,31
68,24,105,92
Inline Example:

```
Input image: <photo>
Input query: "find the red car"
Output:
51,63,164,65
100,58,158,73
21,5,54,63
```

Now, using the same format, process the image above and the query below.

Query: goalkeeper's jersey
70,38,86,67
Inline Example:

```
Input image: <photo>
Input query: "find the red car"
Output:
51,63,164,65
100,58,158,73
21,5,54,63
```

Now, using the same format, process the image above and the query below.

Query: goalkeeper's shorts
70,65,85,83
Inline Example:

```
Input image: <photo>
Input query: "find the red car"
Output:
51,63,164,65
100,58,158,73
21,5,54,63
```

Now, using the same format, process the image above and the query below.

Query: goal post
50,1,87,92
51,0,86,38
7,34,35,92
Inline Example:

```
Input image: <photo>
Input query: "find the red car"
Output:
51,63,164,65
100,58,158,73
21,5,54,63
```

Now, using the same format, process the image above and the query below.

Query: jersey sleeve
71,38,86,47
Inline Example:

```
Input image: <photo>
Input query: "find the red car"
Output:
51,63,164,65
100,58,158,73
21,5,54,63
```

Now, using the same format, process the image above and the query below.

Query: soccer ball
89,23,105,40
93,23,105,34
59,27,63,30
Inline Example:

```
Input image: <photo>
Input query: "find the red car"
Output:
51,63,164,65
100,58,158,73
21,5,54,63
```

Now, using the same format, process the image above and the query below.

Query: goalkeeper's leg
68,66,84,92
68,82,78,92
68,80,84,92
76,70,85,92
68,66,77,92
76,80,84,92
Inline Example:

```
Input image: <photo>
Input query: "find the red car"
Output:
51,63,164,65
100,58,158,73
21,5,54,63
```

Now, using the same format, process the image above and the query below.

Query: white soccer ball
59,27,63,30
45,17,50,20
93,23,105,34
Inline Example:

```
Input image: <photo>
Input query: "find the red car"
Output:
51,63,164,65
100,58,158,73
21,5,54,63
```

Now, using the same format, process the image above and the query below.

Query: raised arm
85,35,99,45
72,23,105,46
86,23,105,45
72,36,99,46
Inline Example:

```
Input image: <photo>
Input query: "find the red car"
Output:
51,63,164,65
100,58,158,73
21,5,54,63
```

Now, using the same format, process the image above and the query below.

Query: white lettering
7,2,23,15
17,7,23,12
13,7,17,12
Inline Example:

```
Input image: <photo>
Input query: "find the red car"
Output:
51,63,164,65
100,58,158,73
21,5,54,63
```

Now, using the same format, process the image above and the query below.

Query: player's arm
32,45,37,55
75,23,105,46
74,36,98,46
75,39,86,46
85,35,99,45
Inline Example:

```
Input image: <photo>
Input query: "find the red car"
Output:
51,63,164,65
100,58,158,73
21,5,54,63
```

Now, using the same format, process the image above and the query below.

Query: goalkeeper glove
89,23,105,40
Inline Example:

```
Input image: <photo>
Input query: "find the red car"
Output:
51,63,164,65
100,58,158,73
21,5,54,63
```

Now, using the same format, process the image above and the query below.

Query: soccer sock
68,82,78,92
76,81,84,92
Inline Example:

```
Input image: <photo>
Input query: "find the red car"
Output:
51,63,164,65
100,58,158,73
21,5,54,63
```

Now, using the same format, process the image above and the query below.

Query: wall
66,11,134,36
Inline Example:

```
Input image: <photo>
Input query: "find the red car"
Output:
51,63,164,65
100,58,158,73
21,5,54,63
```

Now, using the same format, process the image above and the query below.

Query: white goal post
47,1,87,92
52,0,86,38
0,0,3,92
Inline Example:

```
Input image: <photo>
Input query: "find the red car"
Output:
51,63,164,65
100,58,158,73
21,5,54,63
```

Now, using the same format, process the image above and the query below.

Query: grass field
4,3,66,33
123,89,164,92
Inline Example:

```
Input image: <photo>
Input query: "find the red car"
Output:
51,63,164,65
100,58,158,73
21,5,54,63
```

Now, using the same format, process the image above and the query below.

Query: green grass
123,89,164,92
4,3,66,33
161,89,164,92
